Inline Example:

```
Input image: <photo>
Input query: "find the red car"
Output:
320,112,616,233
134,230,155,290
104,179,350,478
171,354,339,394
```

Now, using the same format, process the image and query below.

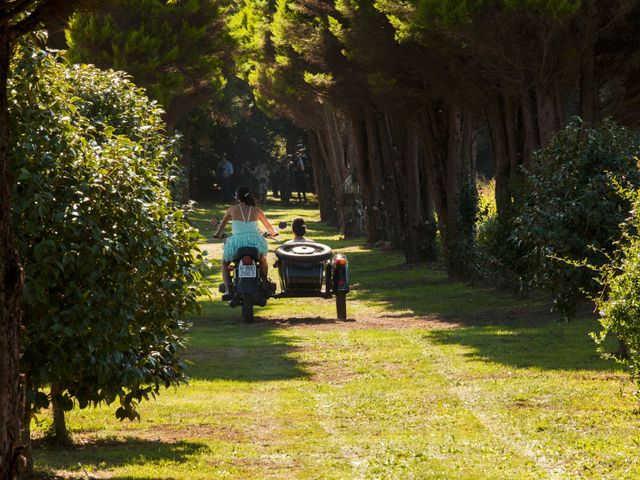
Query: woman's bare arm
214,208,232,237
257,209,276,236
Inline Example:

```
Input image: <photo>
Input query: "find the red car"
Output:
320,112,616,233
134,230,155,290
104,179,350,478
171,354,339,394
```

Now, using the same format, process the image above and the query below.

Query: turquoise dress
223,218,268,262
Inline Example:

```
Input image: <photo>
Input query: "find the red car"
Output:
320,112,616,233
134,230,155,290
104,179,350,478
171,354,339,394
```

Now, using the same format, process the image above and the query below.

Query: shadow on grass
185,312,309,382
33,438,208,479
344,247,540,320
272,316,356,326
426,316,622,372
192,202,619,373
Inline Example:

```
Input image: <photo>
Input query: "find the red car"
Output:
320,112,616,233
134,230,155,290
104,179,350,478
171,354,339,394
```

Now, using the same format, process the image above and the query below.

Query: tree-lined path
4,2,640,478
31,203,639,479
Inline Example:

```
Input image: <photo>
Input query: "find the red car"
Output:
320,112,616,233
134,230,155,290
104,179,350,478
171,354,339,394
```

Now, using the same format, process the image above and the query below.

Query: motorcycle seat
233,247,260,262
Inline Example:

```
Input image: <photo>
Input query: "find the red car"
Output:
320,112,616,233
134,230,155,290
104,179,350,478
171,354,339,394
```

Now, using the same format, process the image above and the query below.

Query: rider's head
292,217,306,237
235,185,256,206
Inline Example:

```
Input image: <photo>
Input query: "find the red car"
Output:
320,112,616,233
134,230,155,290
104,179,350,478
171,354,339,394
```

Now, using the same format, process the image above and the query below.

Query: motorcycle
215,221,285,323
212,218,350,323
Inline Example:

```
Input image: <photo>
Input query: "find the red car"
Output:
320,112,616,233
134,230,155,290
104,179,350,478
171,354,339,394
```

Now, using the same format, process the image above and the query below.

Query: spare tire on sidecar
275,242,333,263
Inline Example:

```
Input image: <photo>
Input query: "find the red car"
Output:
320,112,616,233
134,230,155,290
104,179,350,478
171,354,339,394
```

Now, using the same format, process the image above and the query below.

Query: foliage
511,118,640,318
66,0,233,127
452,176,479,270
593,187,640,387
476,177,496,224
381,0,581,33
473,178,518,285
9,40,208,420
67,0,299,201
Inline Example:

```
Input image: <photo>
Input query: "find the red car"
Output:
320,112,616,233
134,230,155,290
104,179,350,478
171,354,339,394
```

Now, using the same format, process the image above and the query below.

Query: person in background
294,149,307,203
271,160,283,198
281,154,294,205
238,161,257,193
216,157,234,201
253,162,270,204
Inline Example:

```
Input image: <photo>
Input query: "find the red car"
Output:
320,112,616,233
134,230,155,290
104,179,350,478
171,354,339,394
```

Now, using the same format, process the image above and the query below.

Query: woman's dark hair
235,185,256,206
292,217,306,237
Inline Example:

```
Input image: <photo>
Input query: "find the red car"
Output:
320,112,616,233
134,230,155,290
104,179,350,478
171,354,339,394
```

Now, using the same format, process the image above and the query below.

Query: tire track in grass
415,332,562,479
297,326,540,479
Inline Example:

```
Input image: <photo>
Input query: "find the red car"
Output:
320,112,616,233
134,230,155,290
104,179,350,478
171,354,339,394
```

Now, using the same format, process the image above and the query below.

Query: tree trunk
535,85,562,147
314,126,350,235
307,131,338,226
579,50,598,128
442,107,466,277
20,392,31,477
404,122,436,263
521,89,540,170
181,147,192,204
0,25,27,480
48,383,71,445
316,105,362,238
423,102,476,277
376,112,404,248
363,111,386,244
486,96,518,220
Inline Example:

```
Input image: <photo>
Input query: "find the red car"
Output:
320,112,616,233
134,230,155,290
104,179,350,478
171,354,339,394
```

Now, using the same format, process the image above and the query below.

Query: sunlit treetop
374,0,581,41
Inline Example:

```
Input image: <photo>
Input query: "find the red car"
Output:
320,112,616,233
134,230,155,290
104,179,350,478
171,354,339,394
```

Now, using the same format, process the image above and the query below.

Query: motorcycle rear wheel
242,296,254,323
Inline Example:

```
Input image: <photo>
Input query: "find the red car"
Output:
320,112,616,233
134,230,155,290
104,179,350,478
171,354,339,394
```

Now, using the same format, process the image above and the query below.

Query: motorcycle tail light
334,255,348,265
338,280,345,286
242,255,253,265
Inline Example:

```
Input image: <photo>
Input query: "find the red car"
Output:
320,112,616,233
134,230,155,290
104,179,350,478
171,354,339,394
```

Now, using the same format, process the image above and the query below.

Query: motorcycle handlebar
214,232,278,240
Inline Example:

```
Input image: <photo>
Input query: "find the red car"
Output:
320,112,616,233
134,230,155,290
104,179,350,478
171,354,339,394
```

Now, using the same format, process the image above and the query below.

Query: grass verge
32,198,639,479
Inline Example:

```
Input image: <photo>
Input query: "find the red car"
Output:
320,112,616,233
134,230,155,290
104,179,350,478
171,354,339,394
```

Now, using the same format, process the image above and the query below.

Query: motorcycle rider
213,185,277,295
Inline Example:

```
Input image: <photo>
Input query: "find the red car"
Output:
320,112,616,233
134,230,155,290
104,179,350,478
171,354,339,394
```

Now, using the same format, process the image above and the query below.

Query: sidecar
274,242,349,320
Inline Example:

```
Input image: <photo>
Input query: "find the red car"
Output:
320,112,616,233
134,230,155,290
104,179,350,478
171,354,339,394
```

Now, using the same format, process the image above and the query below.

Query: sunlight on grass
32,199,640,479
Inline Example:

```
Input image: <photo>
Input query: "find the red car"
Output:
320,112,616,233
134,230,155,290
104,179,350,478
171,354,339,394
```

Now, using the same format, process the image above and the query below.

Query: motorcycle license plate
238,264,257,278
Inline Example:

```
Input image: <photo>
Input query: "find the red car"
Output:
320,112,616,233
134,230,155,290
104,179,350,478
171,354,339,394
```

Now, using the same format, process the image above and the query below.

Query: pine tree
66,0,233,129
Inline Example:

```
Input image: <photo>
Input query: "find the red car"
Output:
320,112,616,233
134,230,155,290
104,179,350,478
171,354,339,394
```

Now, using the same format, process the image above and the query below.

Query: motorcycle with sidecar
216,221,349,323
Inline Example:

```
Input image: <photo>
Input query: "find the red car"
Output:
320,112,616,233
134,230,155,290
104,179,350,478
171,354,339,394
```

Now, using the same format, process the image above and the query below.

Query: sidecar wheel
336,292,347,320
242,296,254,323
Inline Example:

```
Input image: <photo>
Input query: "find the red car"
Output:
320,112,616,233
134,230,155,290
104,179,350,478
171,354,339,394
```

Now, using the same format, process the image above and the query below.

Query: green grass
32,198,640,479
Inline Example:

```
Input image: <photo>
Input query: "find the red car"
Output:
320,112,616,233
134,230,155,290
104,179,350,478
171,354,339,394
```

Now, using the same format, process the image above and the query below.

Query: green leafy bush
593,187,640,384
9,40,208,420
513,119,640,318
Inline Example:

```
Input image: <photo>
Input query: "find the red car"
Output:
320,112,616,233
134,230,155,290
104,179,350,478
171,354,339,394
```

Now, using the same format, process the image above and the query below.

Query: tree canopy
66,0,233,129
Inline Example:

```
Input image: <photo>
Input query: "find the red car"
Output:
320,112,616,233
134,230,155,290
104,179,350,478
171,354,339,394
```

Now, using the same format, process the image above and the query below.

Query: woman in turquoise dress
213,185,277,294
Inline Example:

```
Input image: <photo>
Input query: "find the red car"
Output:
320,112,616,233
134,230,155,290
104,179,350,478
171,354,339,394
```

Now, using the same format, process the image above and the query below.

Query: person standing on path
294,148,307,203
217,157,234,201
281,154,294,205
253,162,270,204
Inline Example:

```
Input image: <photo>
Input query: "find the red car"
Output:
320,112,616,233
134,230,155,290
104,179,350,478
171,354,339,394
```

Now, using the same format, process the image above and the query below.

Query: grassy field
33,199,640,479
